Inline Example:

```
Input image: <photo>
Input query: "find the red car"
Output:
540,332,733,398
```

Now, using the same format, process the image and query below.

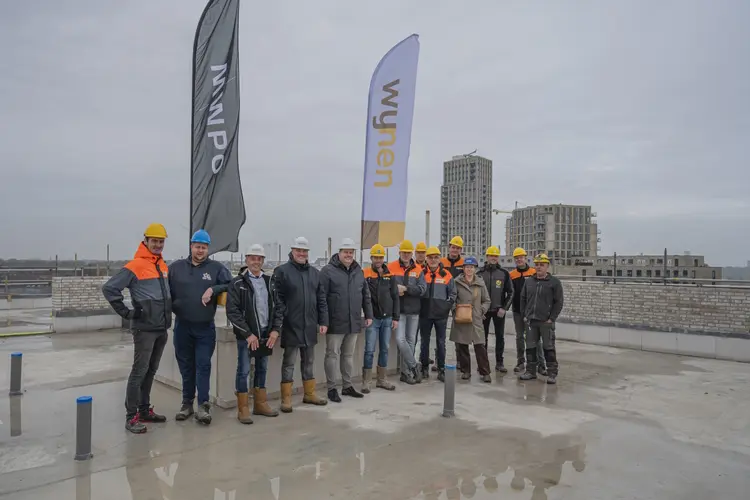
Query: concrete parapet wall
52,277,125,333
559,281,750,337
0,297,52,310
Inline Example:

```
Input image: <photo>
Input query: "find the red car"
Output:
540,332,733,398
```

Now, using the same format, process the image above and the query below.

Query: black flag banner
191,0,245,254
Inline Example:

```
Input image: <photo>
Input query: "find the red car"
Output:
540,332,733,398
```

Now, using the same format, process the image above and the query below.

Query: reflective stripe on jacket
509,266,536,312
441,256,465,279
387,259,426,315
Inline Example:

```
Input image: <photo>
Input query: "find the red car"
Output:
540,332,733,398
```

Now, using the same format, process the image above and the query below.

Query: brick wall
560,281,750,336
52,276,128,314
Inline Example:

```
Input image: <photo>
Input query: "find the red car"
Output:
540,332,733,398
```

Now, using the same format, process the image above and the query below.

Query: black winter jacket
364,263,400,321
270,254,328,348
478,263,513,313
319,254,373,334
226,268,274,341
520,273,565,323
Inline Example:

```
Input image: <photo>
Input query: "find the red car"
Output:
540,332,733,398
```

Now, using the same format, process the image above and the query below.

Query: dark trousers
126,330,168,417
174,319,217,405
419,317,448,369
456,343,491,376
513,313,545,368
483,312,506,365
527,321,559,376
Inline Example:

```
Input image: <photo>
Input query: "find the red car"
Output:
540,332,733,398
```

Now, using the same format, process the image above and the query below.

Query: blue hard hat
191,229,211,245
464,256,479,266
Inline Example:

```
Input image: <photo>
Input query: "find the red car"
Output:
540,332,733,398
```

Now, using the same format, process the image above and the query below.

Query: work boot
437,369,445,382
514,361,525,373
139,406,167,423
236,392,254,424
412,363,423,383
400,370,418,385
361,369,372,394
253,388,279,417
519,363,537,381
539,365,548,377
175,403,193,421
461,372,471,380
125,414,147,434
376,366,395,391
342,386,364,398
195,402,212,425
481,374,492,383
495,363,508,374
280,382,293,413
302,379,327,406
328,388,342,403
546,376,557,385
421,363,430,380
431,364,438,372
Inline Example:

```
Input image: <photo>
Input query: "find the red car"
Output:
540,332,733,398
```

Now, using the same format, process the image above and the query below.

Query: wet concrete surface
1,331,750,499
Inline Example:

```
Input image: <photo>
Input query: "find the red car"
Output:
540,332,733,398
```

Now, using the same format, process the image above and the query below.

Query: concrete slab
1,330,750,499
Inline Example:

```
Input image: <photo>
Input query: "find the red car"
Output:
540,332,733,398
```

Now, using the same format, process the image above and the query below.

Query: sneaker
519,371,537,381
513,362,525,374
481,374,492,383
539,366,548,377
546,376,557,385
437,369,445,382
328,388,342,403
495,364,508,374
195,402,212,425
412,364,423,383
126,414,147,434
175,403,194,421
140,406,167,423
461,372,471,380
342,386,364,398
400,371,418,385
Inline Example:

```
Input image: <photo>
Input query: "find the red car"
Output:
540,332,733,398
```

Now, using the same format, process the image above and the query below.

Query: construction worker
479,246,514,373
226,244,279,425
418,246,456,382
509,247,546,375
387,240,425,385
169,229,232,425
519,254,564,384
361,244,398,393
441,235,465,370
102,223,172,434
412,241,433,368
320,238,374,403
271,237,328,412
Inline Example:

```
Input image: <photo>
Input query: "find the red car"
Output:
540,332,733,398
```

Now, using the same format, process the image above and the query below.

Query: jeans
173,319,216,405
364,317,392,369
281,346,315,383
419,317,447,369
527,321,559,377
125,330,168,417
235,339,269,392
483,312,506,365
325,334,358,390
513,313,545,368
395,314,419,375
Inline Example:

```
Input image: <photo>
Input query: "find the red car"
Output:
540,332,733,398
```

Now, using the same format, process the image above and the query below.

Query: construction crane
492,209,513,215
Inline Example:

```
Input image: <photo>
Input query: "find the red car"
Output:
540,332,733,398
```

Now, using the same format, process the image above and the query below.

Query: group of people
102,224,564,434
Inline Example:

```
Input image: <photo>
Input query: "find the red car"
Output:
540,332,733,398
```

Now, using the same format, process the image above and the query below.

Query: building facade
439,155,493,258
504,204,600,265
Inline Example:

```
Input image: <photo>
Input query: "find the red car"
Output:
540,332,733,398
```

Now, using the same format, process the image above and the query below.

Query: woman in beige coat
449,256,492,382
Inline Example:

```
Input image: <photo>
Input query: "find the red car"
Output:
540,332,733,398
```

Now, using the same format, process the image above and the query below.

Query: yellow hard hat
144,223,168,239
485,246,501,257
512,247,527,257
370,244,386,257
449,236,464,248
425,246,441,257
399,240,415,252
533,253,550,264
415,242,427,252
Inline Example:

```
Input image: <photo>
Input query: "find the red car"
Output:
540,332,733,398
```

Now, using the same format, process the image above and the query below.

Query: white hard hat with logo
339,237,357,251
292,236,310,250
246,244,265,257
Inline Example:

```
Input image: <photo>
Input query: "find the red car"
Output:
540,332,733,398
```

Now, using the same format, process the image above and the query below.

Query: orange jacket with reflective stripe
441,255,465,279
509,266,536,312
387,259,426,315
420,263,457,319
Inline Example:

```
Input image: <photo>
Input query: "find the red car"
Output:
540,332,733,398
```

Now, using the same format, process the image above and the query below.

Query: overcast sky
1,0,748,265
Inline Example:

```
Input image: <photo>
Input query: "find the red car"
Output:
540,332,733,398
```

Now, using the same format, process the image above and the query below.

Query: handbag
454,303,473,324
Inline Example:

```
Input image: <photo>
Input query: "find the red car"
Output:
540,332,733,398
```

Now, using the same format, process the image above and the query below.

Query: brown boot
236,392,254,424
302,379,327,406
361,368,372,394
280,382,293,413
376,366,395,391
253,388,279,417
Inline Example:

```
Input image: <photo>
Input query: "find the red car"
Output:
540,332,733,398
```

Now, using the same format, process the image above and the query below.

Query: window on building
627,270,633,277
694,259,699,267
672,270,678,277
682,270,688,277
607,270,613,276
636,270,642,277
655,270,661,277
628,259,633,264
650,259,655,265
657,259,663,264
646,270,652,277
596,269,603,276
616,270,622,277
675,259,679,266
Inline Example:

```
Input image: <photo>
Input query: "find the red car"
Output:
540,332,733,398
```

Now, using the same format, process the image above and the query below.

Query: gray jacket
319,254,373,334
520,274,564,322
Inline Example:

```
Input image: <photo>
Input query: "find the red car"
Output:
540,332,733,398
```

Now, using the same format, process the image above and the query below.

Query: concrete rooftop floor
1,330,750,500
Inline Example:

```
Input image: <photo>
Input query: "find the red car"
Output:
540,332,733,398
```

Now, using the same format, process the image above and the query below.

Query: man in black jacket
519,254,564,384
362,244,399,393
320,238,374,403
478,246,514,374
270,237,329,412
226,244,279,425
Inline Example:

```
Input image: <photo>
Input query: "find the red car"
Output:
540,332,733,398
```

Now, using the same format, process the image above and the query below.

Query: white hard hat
292,236,310,250
339,237,357,251
246,244,265,257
